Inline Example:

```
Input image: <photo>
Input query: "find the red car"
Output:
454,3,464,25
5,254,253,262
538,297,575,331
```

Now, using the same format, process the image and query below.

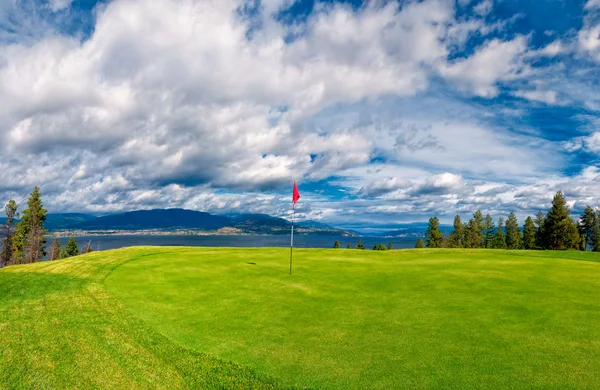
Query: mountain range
1,209,354,236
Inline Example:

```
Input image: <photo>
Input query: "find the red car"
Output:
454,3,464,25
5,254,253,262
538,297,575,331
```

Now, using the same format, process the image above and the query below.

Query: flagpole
290,203,295,275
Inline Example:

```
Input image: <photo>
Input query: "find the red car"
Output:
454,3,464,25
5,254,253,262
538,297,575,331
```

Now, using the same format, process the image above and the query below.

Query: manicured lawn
2,247,600,389
105,248,600,389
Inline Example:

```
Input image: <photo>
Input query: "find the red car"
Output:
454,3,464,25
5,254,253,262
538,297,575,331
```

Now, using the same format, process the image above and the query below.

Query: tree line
421,191,600,251
333,239,393,250
0,187,92,267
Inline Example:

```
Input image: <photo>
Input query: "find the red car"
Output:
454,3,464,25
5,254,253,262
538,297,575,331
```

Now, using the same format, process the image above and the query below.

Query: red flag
293,181,300,205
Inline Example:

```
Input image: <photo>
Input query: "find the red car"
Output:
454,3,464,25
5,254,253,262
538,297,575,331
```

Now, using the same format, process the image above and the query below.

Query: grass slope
0,248,280,389
2,248,600,389
105,248,600,389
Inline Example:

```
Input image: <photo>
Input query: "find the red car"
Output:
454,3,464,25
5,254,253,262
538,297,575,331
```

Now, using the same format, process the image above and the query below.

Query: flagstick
290,203,295,275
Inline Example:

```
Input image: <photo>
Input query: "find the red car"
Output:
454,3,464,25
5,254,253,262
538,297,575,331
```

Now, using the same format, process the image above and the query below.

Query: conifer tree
1,200,18,267
492,217,507,249
522,216,536,250
13,187,47,264
50,237,61,261
446,215,463,248
483,214,495,248
355,239,365,250
473,210,485,247
387,242,393,250
346,243,351,249
415,238,425,248
59,246,68,259
534,211,546,249
580,206,599,251
425,217,444,248
465,218,481,248
66,235,79,257
545,191,572,250
505,212,522,249
333,240,340,248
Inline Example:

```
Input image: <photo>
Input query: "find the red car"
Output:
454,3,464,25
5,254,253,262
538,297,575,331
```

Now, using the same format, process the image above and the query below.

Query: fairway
105,248,600,389
1,248,600,389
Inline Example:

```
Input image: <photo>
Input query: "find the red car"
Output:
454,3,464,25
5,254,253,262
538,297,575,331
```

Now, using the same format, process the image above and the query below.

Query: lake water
53,235,419,251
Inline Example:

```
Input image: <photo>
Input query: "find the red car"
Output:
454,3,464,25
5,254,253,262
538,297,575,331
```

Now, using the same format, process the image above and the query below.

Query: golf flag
293,180,300,205
290,181,299,275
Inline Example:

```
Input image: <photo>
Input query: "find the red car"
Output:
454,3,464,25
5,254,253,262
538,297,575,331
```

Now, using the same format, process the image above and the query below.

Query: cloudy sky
1,0,600,231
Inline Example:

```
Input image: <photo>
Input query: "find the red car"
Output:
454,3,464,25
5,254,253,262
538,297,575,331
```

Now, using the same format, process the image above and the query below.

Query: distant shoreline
47,229,358,238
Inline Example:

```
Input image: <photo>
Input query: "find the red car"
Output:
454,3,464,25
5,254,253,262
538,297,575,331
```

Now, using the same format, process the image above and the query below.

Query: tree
505,212,522,250
580,206,599,251
534,211,546,249
84,241,93,254
346,243,351,249
59,246,68,259
333,240,340,248
473,210,485,247
66,235,79,257
544,191,572,250
387,242,393,250
425,217,444,248
483,214,495,248
464,218,481,249
522,216,536,250
415,238,425,248
1,200,18,267
13,187,47,264
355,239,365,250
446,215,463,248
373,244,387,251
50,237,61,261
492,217,507,249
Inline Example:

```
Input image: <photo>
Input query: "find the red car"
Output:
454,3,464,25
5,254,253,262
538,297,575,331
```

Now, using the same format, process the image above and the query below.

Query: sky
1,0,600,232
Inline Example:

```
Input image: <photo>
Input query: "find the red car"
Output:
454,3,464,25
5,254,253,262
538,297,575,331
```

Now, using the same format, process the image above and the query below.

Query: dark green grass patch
105,248,600,389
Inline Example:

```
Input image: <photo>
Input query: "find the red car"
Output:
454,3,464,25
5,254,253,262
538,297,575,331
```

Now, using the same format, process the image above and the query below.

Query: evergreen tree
50,237,61,261
580,206,599,251
1,200,18,267
66,235,79,257
544,191,572,250
465,218,481,248
355,239,365,250
59,245,68,259
373,244,387,251
425,217,444,248
387,242,393,250
492,217,507,249
473,210,485,247
13,187,47,264
446,215,464,248
483,214,495,248
333,240,340,248
346,243,351,249
534,211,546,249
505,212,522,249
84,241,93,254
522,216,536,250
415,238,425,248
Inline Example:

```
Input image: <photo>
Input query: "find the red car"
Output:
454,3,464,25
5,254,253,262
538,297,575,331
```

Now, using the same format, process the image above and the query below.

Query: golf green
104,248,600,389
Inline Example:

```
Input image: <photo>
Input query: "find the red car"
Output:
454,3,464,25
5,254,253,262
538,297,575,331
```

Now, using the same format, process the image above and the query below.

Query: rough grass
2,248,600,389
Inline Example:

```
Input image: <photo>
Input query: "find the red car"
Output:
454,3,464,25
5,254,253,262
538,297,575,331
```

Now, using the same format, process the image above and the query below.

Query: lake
53,235,419,251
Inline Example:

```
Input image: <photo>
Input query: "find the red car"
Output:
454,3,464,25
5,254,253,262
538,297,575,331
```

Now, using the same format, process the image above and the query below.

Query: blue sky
1,0,600,231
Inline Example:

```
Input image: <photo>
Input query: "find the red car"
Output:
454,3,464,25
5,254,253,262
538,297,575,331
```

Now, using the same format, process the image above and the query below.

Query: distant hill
45,213,97,230
71,209,231,231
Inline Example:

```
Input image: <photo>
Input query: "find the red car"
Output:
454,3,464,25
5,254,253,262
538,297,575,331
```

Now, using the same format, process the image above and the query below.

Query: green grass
2,248,600,389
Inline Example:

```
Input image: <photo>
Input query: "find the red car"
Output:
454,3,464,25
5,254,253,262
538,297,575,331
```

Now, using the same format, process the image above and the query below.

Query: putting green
105,248,600,389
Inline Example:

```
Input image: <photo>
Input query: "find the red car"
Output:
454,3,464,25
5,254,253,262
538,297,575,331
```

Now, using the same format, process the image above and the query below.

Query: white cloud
513,89,558,105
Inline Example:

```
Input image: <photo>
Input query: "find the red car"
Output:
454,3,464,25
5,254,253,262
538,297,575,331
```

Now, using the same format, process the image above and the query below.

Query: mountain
45,213,97,230
71,209,231,231
297,220,333,229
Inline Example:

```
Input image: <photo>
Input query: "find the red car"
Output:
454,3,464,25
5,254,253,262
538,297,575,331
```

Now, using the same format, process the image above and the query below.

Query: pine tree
522,216,536,250
473,210,485,247
50,237,61,261
534,211,546,249
66,235,79,257
13,187,47,264
505,212,522,249
465,218,481,248
425,217,444,248
1,200,18,267
84,241,93,254
545,191,572,250
483,214,495,248
59,246,68,259
580,206,599,251
355,239,365,250
415,238,425,248
446,215,463,248
373,244,387,251
492,217,507,249
387,242,392,250
333,240,340,248
346,243,351,249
